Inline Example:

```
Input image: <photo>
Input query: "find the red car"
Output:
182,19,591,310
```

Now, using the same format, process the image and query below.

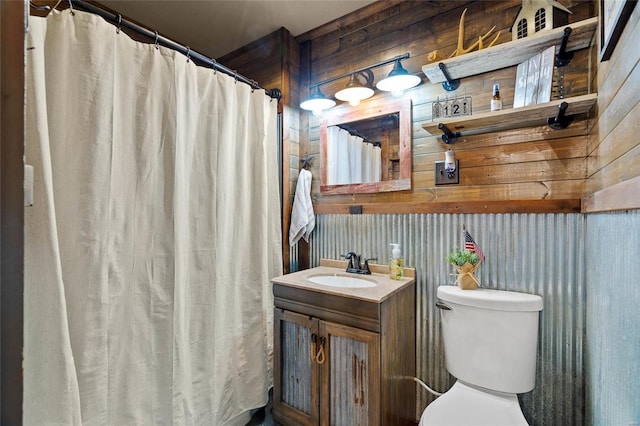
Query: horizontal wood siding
298,0,595,214
584,4,640,212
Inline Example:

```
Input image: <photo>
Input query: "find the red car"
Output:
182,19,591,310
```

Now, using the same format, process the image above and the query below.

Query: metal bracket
555,27,574,67
438,123,461,144
439,63,460,92
547,101,573,130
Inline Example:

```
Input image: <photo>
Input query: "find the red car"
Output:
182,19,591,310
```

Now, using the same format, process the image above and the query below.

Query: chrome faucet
341,252,377,275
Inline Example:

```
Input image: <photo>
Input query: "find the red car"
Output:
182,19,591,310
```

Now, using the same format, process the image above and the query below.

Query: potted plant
446,246,481,290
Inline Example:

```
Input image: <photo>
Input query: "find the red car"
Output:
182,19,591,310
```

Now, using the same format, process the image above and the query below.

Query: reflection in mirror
325,124,383,185
320,98,411,194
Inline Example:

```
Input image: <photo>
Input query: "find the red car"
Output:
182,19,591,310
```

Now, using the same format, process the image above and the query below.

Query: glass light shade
335,74,374,106
300,86,336,112
376,60,421,94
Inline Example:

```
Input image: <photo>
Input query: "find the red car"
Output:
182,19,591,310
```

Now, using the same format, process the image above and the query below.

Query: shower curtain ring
186,46,191,63
67,0,75,15
233,71,239,84
116,14,122,34
154,31,159,50
210,58,218,74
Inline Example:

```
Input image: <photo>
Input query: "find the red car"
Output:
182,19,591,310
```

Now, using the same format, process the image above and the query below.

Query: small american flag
464,230,485,263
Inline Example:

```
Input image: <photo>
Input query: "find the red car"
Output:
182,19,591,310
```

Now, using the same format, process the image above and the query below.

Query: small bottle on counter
491,83,502,112
389,243,404,280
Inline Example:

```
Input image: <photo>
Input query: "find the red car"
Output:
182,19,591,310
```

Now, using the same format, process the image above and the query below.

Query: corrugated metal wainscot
585,210,640,425
294,212,586,425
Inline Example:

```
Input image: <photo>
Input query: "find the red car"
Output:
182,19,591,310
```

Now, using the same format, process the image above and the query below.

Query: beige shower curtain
25,10,282,425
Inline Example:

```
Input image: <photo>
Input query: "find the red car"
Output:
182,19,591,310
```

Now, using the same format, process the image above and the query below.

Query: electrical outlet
434,160,459,185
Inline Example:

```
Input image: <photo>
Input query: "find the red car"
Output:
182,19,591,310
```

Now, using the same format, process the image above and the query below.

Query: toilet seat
419,381,529,426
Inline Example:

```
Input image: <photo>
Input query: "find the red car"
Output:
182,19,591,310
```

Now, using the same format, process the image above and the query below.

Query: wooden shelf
422,93,597,136
422,17,597,84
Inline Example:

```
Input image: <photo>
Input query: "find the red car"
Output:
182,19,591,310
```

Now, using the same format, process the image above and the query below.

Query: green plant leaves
446,246,480,266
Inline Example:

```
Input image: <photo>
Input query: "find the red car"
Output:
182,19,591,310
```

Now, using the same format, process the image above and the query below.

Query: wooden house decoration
511,0,572,40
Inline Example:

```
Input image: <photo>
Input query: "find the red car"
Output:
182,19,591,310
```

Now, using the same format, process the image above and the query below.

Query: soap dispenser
389,243,404,280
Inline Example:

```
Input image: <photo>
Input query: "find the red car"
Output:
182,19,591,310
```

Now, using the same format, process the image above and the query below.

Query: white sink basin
306,274,377,288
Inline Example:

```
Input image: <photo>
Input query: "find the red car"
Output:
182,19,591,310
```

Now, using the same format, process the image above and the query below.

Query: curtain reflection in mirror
327,125,381,185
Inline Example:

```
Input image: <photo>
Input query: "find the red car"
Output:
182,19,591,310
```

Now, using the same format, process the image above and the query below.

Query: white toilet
419,285,543,426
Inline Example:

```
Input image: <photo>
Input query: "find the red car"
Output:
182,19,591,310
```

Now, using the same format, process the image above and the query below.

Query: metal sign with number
432,95,472,120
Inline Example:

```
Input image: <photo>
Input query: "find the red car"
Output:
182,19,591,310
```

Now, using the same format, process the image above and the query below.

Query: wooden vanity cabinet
272,263,416,426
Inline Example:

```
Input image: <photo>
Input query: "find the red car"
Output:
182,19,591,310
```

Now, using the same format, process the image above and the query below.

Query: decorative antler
448,8,501,58
478,30,502,50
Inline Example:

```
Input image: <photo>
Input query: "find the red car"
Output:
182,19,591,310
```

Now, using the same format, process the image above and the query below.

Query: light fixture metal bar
310,53,410,90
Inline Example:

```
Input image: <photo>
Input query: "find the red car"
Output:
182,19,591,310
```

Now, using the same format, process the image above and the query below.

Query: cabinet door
274,309,320,426
320,321,380,426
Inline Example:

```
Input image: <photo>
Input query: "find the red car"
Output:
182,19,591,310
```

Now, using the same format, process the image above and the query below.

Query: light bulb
300,86,335,112
376,60,421,94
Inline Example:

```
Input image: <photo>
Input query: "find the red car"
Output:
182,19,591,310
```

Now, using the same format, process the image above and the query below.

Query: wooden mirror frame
319,98,412,194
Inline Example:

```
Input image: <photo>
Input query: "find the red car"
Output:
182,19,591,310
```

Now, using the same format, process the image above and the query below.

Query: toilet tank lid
437,286,543,311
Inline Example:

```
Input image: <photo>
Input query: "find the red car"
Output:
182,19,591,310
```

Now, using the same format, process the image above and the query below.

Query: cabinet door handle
316,336,326,365
310,333,317,362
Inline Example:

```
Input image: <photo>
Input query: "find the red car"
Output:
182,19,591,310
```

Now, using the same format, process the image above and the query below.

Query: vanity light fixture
376,59,422,97
299,85,336,115
300,53,420,113
334,70,375,106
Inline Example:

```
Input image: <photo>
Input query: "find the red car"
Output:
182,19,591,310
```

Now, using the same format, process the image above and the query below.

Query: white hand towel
289,169,315,245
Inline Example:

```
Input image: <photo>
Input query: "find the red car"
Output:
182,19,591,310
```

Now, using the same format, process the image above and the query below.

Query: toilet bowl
419,381,527,426
420,286,543,426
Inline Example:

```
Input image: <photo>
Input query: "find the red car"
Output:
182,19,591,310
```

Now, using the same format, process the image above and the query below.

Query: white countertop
271,260,415,303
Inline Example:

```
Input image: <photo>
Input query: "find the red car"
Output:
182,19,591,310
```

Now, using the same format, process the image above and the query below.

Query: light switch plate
434,160,459,185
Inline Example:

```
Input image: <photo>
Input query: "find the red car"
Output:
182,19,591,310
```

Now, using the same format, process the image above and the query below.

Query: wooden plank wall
1,1,26,423
583,4,640,212
296,0,595,214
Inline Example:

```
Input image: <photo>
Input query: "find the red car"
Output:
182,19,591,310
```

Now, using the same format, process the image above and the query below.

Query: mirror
319,98,411,194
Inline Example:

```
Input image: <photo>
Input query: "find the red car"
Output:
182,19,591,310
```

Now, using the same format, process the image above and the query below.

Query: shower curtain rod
67,0,282,100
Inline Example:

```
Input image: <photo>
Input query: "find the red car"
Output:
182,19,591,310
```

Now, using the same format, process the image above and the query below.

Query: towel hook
301,154,314,170
154,31,159,50
116,14,122,34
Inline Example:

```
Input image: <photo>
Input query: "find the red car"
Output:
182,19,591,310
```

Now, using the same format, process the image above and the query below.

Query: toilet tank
437,286,543,394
